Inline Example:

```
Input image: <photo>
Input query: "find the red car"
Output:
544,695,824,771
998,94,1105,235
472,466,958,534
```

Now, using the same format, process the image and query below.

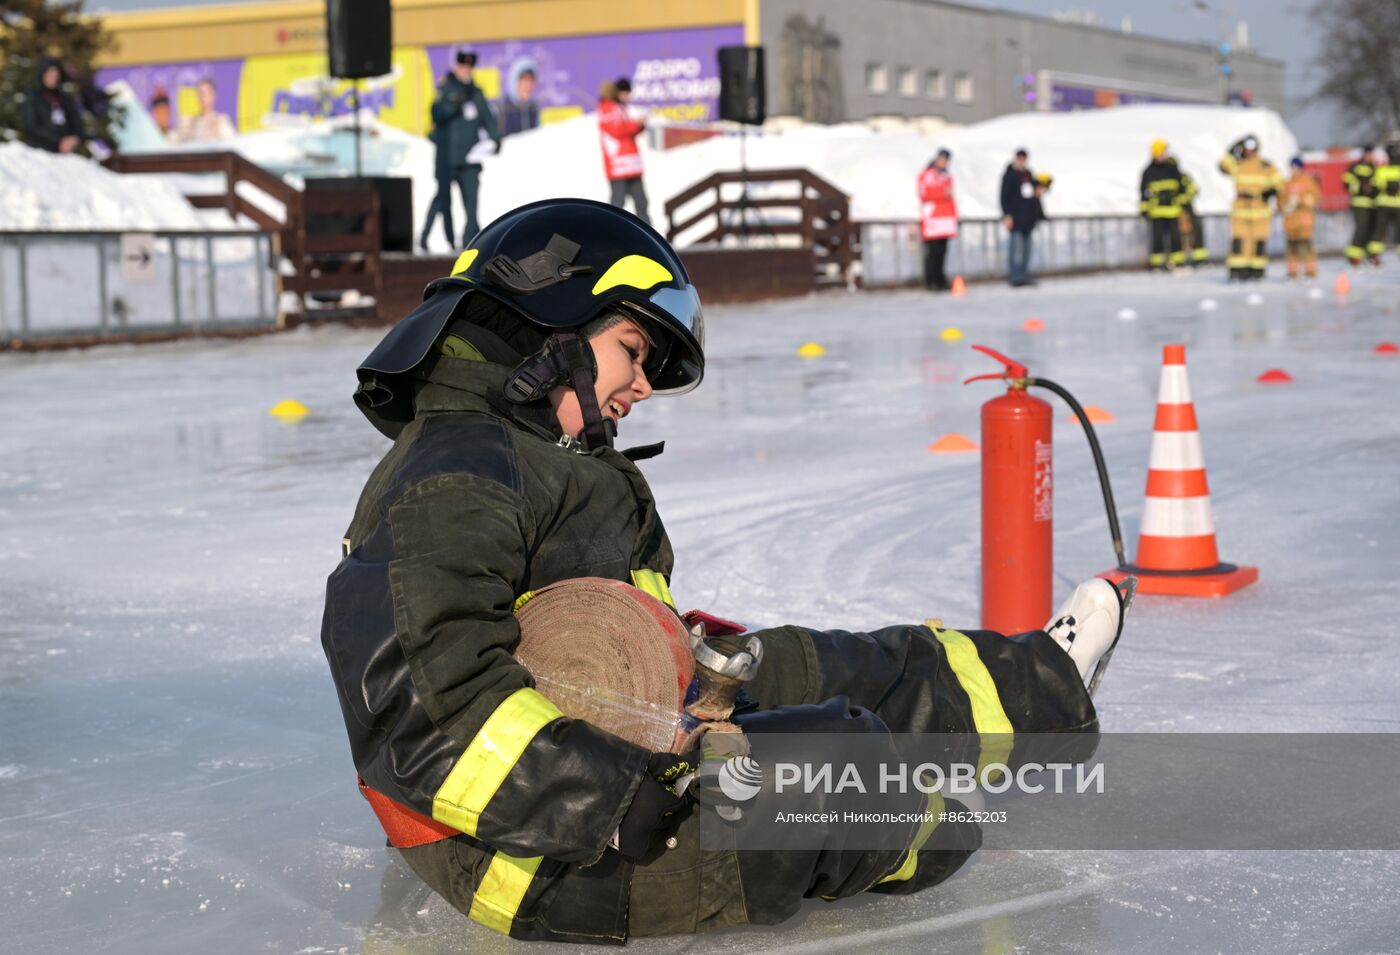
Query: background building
762,0,1283,124
93,0,1283,136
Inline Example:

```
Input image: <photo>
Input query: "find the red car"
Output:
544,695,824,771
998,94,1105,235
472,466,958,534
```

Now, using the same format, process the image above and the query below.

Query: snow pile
6,99,1296,242
465,103,1297,232
0,142,223,231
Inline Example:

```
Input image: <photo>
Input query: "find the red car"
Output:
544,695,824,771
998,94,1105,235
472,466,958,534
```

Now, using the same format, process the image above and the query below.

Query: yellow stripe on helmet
432,688,563,836
452,248,480,276
592,255,673,296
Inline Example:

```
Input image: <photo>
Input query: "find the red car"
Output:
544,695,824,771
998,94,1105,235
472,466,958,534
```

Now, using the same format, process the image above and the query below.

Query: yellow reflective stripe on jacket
469,851,543,935
432,688,563,836
877,789,947,885
631,568,676,607
931,627,1014,775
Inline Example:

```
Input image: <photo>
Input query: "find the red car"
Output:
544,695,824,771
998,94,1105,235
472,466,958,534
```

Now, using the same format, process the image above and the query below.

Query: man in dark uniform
429,50,501,246
999,148,1043,286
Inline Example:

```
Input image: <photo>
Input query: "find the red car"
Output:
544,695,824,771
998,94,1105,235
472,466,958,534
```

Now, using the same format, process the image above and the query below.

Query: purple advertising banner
427,25,742,123
1050,83,1200,111
98,59,243,134
97,23,743,141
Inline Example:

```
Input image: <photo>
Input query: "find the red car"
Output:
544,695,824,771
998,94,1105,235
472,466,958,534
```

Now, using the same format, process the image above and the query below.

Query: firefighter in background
1178,169,1209,266
1282,156,1321,280
1218,134,1283,281
917,148,958,291
1373,140,1400,260
1341,144,1381,266
1139,139,1185,270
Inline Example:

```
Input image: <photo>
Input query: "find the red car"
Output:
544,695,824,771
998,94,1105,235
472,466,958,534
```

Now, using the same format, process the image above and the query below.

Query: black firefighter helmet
354,198,705,443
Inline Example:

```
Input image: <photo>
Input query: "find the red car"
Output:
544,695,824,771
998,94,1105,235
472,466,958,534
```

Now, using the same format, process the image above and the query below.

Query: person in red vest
917,149,958,290
598,77,648,221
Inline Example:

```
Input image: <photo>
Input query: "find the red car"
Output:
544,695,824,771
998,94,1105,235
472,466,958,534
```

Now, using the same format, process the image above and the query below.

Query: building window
866,63,888,94
897,66,917,97
953,72,974,103
925,69,945,99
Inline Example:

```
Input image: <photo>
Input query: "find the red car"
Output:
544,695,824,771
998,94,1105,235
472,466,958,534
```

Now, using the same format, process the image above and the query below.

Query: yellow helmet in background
1151,138,1169,158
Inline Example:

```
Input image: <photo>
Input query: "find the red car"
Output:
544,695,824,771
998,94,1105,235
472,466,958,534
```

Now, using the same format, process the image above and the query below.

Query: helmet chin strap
502,331,613,450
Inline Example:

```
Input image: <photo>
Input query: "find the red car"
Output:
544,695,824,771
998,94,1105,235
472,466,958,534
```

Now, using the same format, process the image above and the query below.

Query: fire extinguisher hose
1027,377,1128,570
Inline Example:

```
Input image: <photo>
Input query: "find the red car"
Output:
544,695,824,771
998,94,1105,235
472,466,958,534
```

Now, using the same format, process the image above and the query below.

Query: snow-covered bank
0,142,223,231
468,103,1296,232
5,101,1296,249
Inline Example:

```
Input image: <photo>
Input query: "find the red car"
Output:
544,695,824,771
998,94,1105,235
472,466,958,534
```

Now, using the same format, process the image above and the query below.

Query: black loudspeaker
305,176,413,252
718,45,766,125
326,0,392,79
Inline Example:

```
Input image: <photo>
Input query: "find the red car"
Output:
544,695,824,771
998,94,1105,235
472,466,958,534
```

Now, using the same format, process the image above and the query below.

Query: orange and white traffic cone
1103,344,1258,597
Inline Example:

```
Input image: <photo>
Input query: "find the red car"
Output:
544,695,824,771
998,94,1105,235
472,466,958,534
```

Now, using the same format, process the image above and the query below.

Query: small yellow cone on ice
927,433,978,453
939,327,964,342
269,399,309,421
797,342,826,358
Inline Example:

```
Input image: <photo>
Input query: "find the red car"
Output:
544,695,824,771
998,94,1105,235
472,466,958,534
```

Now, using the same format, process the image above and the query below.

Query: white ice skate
1044,576,1136,697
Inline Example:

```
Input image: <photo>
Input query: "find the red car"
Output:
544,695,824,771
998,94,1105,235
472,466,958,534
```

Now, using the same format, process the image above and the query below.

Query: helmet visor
629,283,705,395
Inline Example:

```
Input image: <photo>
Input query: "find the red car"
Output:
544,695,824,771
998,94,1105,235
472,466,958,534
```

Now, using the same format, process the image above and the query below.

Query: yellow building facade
96,0,758,136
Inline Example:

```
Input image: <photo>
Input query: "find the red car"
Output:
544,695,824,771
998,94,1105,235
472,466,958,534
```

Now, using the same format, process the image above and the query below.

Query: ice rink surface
3,265,1399,953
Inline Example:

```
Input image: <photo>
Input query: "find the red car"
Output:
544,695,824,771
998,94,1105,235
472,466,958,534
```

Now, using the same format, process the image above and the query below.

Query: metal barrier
859,211,1356,287
1,230,278,345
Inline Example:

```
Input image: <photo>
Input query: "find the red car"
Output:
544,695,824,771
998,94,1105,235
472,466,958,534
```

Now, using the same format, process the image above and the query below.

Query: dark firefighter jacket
431,73,500,167
22,58,84,153
1180,171,1200,210
1139,158,1183,218
323,350,1101,942
1341,159,1377,209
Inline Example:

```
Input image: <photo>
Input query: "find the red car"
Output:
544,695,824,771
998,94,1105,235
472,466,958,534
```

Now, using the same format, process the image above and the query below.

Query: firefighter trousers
1374,206,1400,254
1347,206,1376,262
398,622,1097,941
627,622,1097,936
1227,212,1271,277
1148,217,1183,269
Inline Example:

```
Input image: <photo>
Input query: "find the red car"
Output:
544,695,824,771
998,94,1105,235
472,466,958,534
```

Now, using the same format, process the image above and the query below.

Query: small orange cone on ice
927,434,978,453
1335,272,1350,296
1102,344,1258,597
1375,342,1398,355
1257,368,1293,383
1023,317,1046,332
950,275,966,297
1066,406,1115,424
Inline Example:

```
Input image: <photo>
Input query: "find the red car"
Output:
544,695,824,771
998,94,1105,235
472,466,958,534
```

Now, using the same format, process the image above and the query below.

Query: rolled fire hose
515,577,698,752
514,577,762,754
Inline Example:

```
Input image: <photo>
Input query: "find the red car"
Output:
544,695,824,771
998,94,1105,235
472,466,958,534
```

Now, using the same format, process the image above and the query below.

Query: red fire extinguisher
965,345,1053,634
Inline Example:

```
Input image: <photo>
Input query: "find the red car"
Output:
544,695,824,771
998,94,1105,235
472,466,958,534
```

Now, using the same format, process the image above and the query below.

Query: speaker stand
732,124,766,243
352,79,363,178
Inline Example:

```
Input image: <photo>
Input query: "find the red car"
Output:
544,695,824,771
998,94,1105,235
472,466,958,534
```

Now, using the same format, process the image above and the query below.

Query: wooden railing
105,151,382,313
664,167,854,284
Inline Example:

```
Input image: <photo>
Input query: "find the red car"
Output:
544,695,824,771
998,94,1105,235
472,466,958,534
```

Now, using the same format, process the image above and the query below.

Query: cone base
1101,563,1258,597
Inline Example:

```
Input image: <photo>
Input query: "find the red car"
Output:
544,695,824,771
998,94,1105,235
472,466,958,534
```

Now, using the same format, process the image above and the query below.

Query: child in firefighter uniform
322,199,1122,944
1219,134,1284,281
1283,157,1321,279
